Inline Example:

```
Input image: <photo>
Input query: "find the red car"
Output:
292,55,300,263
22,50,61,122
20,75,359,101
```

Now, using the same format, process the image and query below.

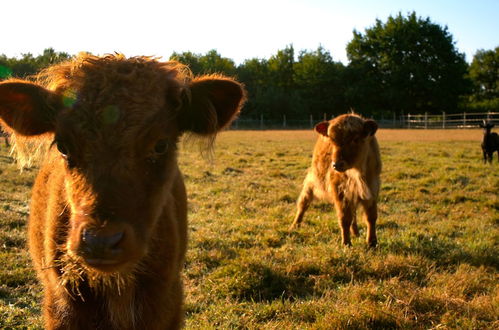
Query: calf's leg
334,200,355,246
290,183,314,230
361,200,378,248
350,209,359,237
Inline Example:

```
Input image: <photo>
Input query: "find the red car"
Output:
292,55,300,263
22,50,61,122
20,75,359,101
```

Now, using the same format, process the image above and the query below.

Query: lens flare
63,89,77,108
0,65,12,79
100,105,121,125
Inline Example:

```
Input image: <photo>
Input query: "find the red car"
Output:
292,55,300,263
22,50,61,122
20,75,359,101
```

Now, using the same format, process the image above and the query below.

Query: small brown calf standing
0,54,245,329
290,114,382,247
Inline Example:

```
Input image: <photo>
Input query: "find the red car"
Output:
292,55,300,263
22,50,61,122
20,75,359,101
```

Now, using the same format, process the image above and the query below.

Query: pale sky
2,0,498,64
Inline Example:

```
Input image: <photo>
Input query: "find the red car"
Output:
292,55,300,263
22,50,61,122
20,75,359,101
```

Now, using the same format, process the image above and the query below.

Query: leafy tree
346,12,470,115
10,53,38,78
294,46,347,118
199,49,236,76
237,45,302,119
267,45,295,90
171,50,236,76
36,48,71,68
170,51,203,75
237,45,347,120
236,58,270,118
0,48,72,79
468,47,499,105
0,55,13,79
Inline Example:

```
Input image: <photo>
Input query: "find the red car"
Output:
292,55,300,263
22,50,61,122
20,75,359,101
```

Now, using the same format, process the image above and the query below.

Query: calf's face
55,98,182,273
315,116,377,172
0,58,245,275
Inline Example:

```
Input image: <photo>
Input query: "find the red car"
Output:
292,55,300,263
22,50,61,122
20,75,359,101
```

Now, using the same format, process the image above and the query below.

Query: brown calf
0,54,245,329
290,114,381,247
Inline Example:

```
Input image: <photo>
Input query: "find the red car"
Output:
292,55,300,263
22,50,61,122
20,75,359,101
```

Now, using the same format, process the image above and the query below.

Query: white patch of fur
339,168,372,202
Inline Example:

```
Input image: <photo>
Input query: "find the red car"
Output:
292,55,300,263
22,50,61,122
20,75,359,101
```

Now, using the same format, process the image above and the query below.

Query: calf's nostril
106,231,124,248
333,161,346,172
82,228,124,251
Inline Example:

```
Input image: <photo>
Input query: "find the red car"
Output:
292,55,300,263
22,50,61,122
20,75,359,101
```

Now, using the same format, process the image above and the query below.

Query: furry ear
314,121,329,136
0,80,63,136
363,119,378,137
179,75,245,135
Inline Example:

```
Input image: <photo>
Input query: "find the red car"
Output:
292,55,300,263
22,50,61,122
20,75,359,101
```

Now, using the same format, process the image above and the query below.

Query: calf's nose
80,228,124,261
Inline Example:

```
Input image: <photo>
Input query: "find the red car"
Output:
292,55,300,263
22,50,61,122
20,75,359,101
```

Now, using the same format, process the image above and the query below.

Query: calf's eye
56,140,69,158
154,139,169,154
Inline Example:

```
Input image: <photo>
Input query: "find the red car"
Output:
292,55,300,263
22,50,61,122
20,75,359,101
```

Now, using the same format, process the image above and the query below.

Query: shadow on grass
215,262,316,302
383,234,498,270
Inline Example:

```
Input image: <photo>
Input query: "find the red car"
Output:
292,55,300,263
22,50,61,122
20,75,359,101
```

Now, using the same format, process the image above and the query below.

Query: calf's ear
363,119,378,137
179,75,245,135
314,121,329,136
0,81,62,136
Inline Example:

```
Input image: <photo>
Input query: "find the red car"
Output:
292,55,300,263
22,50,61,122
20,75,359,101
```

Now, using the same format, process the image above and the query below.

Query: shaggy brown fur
290,114,382,247
0,129,8,147
0,53,245,329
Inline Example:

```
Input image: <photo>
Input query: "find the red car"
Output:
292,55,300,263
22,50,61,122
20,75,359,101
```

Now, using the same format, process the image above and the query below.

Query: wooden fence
231,112,498,130
403,112,498,129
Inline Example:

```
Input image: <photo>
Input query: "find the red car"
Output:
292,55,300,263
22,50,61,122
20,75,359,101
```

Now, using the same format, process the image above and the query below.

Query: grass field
0,129,498,329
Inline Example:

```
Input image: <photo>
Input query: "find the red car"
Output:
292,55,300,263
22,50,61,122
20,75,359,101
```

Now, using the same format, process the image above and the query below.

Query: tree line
1,12,497,120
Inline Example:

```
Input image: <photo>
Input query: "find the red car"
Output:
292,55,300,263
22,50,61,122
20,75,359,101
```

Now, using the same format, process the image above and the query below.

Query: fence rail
403,112,498,129
230,112,499,130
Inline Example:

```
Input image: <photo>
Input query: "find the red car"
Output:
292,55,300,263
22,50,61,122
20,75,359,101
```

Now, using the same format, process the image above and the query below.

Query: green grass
0,147,42,329
0,130,498,329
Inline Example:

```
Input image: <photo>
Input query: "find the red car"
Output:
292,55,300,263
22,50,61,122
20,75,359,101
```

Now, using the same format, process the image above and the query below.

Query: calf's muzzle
79,227,125,267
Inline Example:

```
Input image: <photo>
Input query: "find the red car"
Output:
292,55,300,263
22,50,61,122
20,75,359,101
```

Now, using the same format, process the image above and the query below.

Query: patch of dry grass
0,129,497,329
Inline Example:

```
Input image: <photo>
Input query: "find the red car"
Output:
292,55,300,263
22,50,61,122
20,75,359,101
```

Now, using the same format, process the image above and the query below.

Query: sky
1,0,498,65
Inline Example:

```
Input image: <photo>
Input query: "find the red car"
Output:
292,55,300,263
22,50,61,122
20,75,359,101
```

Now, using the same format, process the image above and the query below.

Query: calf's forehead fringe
38,53,191,95
43,54,191,132
9,54,192,168
329,114,365,137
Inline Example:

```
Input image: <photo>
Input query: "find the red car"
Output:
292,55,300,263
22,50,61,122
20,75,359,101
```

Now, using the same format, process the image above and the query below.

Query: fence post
323,113,327,121
260,114,263,130
463,112,466,126
408,113,411,129
424,112,428,129
442,112,446,129
310,115,313,128
487,111,490,120
283,115,286,128
393,112,396,128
